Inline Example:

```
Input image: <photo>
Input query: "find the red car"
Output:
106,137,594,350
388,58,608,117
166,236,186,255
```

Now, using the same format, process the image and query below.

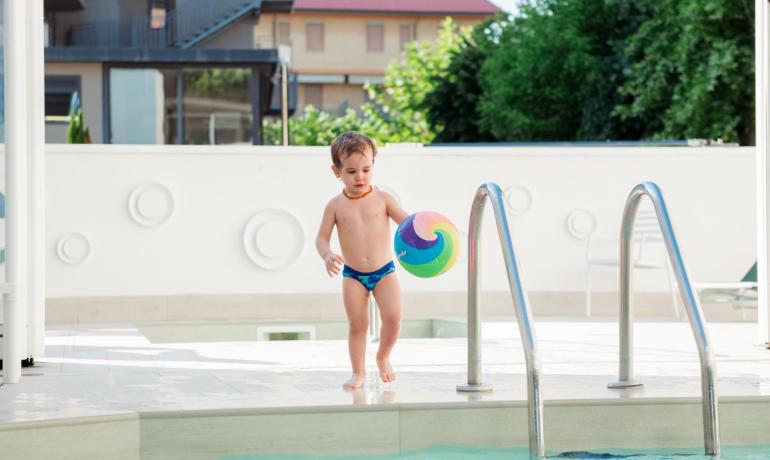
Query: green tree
574,0,648,140
290,106,365,146
363,18,467,144
263,106,371,146
265,18,467,146
424,17,498,142
477,0,643,142
184,69,250,100
477,1,597,141
615,0,754,144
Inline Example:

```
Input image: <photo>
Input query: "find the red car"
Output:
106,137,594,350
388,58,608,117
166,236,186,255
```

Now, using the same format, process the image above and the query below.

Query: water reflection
348,387,397,406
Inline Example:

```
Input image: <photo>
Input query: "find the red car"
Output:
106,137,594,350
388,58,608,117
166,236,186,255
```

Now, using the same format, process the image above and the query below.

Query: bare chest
335,199,388,230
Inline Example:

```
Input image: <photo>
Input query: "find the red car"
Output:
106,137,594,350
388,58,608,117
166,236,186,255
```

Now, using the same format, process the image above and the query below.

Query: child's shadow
348,388,397,406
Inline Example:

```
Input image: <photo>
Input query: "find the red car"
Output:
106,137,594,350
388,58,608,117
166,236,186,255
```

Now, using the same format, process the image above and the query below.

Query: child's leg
342,277,370,389
372,274,402,383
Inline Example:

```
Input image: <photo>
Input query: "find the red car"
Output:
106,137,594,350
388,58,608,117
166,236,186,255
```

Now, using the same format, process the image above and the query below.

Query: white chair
584,208,680,317
692,262,757,320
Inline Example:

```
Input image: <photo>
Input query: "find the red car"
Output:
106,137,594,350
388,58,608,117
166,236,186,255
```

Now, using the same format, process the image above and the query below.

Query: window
45,76,81,122
110,68,180,144
181,68,251,145
277,22,290,46
306,23,324,51
304,84,323,110
149,0,175,29
399,24,415,52
109,67,256,145
366,24,384,53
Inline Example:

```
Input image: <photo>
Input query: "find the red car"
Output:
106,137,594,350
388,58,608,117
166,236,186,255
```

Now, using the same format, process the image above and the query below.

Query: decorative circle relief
566,209,597,240
56,233,91,265
503,185,533,216
243,210,305,270
128,183,175,228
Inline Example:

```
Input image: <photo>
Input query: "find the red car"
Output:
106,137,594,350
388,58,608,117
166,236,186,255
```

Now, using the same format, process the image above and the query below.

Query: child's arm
316,201,344,276
383,192,409,225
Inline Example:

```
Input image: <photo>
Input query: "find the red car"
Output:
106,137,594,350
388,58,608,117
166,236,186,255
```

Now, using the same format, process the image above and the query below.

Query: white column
3,0,30,383
27,0,45,360
757,0,770,345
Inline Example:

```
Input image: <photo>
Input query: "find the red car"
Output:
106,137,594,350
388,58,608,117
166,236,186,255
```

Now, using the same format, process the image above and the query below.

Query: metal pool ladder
608,182,720,455
456,182,545,459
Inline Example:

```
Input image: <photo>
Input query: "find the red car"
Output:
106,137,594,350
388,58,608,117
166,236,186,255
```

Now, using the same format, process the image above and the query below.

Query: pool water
221,444,770,460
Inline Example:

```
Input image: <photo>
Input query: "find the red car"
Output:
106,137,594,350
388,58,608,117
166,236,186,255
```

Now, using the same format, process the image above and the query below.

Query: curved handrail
609,182,720,455
456,182,545,459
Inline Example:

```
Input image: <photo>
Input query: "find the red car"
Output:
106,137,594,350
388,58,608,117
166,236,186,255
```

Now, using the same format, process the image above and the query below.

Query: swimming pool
223,444,770,459
5,322,767,460
4,377,769,460
130,396,770,460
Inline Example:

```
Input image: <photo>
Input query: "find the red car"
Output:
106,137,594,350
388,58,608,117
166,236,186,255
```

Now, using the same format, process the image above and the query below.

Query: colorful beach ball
394,212,460,278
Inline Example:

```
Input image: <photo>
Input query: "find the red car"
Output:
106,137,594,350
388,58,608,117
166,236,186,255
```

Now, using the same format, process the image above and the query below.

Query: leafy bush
66,107,91,144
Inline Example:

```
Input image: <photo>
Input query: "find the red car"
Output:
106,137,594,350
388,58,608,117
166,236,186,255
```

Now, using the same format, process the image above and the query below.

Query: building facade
240,0,498,114
43,0,497,144
44,0,292,145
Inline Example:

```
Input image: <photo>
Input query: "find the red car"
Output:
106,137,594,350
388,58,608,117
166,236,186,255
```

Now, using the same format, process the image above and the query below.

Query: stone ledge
45,291,754,323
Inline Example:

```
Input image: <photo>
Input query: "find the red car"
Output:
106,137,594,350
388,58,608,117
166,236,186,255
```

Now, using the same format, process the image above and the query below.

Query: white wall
44,144,755,298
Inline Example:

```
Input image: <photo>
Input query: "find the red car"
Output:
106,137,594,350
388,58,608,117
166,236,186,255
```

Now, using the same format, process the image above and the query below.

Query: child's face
333,148,374,195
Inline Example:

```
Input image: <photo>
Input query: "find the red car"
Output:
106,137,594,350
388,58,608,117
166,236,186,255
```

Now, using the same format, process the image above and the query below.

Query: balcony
66,20,277,50
64,0,285,49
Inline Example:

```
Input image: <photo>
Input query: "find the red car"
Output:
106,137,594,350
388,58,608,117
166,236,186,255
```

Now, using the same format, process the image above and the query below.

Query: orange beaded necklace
343,185,373,200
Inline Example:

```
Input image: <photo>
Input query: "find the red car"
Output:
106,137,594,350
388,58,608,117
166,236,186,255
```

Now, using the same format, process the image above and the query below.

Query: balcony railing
67,19,169,48
65,0,268,49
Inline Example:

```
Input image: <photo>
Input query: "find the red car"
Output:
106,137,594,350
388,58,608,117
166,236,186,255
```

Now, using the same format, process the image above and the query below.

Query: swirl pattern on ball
394,212,460,278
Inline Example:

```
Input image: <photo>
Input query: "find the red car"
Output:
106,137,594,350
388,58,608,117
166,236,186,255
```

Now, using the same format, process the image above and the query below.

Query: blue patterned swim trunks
342,261,396,292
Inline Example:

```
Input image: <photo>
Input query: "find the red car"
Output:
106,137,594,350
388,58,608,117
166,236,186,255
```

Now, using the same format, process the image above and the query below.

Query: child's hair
331,131,377,168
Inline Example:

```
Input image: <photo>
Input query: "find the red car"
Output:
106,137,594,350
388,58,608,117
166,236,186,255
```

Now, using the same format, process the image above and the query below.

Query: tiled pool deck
1,318,768,423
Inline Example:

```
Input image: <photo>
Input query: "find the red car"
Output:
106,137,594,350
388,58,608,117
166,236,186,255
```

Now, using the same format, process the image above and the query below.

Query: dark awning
45,47,279,71
44,0,86,12
262,0,294,13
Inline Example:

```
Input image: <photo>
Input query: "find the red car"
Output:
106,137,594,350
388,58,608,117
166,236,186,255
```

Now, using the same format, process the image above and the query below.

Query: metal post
281,61,289,146
458,186,491,392
27,0,46,362
456,182,545,459
102,65,111,143
3,0,30,383
250,68,261,145
756,0,770,345
176,69,184,144
278,45,291,146
608,191,642,388
609,182,720,456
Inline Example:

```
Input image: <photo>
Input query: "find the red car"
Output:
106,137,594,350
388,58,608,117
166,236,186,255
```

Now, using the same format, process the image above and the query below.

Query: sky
488,0,518,14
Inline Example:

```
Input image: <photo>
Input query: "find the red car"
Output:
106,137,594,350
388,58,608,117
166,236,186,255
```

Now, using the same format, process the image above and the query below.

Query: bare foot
377,357,396,383
343,373,366,389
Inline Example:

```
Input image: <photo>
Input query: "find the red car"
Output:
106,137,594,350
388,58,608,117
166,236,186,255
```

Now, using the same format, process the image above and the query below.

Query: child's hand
323,252,344,276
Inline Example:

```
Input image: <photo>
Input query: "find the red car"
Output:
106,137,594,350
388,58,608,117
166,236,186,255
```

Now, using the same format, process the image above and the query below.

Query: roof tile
293,0,499,15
